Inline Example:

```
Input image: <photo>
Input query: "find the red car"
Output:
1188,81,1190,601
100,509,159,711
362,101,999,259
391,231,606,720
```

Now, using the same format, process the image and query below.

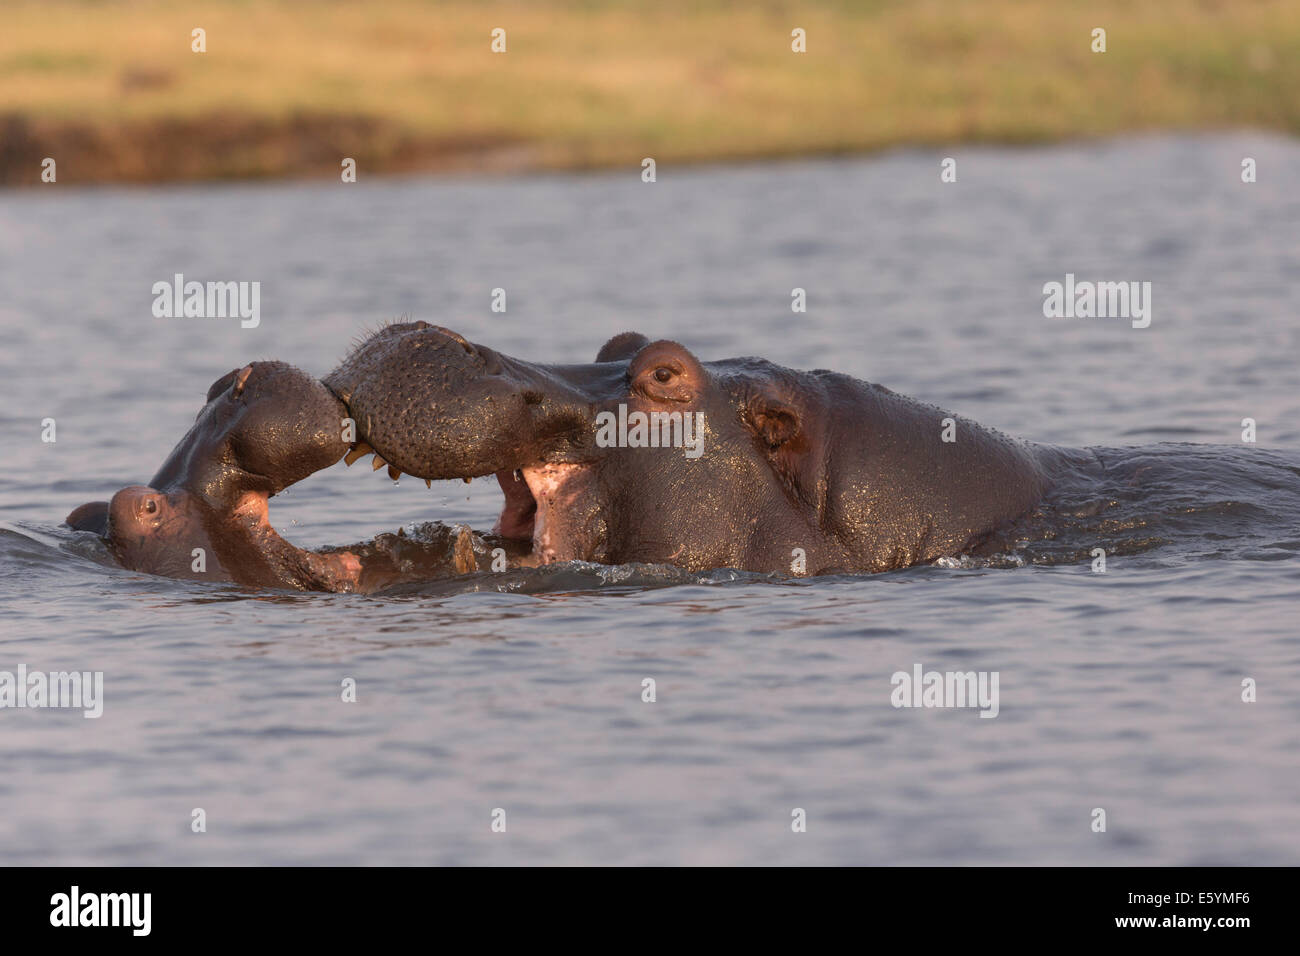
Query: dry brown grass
2,0,1297,183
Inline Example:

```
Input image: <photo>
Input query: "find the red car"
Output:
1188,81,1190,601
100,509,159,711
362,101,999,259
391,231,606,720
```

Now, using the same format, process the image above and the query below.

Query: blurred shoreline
2,0,1298,187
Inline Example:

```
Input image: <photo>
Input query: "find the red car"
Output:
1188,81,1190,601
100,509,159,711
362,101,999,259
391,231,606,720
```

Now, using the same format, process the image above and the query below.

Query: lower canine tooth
453,526,476,574
388,465,402,481
372,455,387,471
344,443,372,466
424,479,432,489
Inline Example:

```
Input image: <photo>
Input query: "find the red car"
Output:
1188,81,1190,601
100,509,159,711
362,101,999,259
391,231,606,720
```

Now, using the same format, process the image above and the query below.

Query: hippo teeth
343,443,372,466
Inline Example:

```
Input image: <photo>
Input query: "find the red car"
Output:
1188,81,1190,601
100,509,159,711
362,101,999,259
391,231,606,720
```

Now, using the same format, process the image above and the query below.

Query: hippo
71,323,1072,587
65,359,497,591
322,323,1085,576
70,324,1298,588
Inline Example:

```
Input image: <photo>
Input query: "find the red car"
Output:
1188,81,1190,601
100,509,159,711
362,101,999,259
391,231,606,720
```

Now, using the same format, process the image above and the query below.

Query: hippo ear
66,500,110,536
745,391,825,509
746,395,800,448
205,368,243,404
596,332,651,363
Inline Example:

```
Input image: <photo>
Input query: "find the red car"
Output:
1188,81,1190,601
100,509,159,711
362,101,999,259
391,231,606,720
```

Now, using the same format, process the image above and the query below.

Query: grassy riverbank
2,0,1298,184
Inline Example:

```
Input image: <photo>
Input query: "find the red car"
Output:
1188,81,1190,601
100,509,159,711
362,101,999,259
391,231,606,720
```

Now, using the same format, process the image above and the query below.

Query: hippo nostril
430,326,476,356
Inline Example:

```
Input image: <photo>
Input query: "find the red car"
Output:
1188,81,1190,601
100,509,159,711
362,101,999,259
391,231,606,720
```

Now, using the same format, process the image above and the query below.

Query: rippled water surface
2,135,1298,865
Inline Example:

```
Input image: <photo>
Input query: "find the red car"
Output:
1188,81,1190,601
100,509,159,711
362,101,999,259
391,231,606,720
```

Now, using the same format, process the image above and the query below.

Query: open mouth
234,486,488,591
343,444,595,566
492,463,592,564
493,468,537,539
229,490,364,590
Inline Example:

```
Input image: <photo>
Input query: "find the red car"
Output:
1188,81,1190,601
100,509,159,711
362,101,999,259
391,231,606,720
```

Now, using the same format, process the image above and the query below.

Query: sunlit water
2,134,1298,865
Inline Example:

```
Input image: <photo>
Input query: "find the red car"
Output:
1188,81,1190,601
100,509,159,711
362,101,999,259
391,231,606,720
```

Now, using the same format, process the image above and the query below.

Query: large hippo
70,324,1296,588
66,360,493,591
323,323,1081,575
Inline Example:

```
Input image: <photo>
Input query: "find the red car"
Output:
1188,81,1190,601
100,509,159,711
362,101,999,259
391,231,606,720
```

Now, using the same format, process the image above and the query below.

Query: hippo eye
654,367,675,383
144,499,158,514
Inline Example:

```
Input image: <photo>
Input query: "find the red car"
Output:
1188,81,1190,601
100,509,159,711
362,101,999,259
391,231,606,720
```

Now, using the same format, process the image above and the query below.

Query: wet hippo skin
325,323,1060,575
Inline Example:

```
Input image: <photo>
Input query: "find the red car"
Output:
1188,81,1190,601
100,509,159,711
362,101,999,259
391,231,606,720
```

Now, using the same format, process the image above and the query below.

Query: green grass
2,0,1297,183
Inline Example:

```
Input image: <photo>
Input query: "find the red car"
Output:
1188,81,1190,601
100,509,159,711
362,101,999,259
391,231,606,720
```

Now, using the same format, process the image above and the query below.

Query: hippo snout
325,321,596,481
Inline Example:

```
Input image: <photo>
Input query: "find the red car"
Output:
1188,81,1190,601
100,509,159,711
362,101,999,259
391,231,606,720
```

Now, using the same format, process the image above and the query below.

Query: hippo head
324,323,844,572
67,361,361,590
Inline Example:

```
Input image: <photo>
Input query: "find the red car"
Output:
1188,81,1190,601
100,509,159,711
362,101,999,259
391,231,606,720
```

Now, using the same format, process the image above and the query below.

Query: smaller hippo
67,362,365,589
64,358,526,591
65,358,513,592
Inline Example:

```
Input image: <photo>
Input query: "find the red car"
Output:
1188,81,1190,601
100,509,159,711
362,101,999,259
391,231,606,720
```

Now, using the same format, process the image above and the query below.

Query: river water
1,133,1298,865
